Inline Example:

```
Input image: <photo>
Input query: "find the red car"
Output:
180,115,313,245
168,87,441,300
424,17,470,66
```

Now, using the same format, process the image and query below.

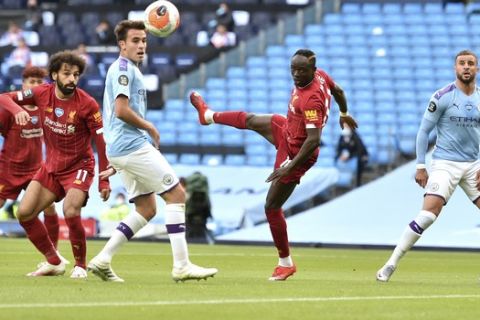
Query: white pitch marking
1,294,479,309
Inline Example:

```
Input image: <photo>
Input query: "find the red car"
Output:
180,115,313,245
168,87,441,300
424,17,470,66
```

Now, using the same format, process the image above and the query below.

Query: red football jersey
9,84,104,174
0,106,43,175
285,69,334,153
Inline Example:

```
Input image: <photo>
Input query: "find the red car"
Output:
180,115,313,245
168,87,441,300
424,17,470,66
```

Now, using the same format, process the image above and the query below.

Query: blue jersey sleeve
111,62,134,100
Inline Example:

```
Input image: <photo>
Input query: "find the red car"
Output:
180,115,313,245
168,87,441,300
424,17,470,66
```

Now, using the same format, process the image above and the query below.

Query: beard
56,79,76,95
456,72,475,85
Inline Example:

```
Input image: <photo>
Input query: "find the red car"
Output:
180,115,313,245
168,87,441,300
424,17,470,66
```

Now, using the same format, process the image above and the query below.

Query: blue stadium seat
246,155,269,166
305,24,324,37
227,78,247,89
247,56,267,68
445,3,465,14
404,3,423,14
229,88,249,100
206,78,226,90
202,154,223,166
178,154,201,165
362,3,381,14
424,3,443,14
227,67,246,79
221,131,244,145
342,3,361,13
343,12,366,24
165,99,184,111
382,3,402,14
224,155,246,166
200,133,221,146
177,132,199,145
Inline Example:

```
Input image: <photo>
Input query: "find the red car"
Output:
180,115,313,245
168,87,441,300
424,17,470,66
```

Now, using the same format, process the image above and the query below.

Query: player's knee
63,206,81,218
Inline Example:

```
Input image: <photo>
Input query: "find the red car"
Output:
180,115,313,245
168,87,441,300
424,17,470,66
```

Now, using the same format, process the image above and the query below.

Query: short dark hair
455,50,478,65
293,49,316,68
114,20,146,42
22,66,47,80
48,50,86,80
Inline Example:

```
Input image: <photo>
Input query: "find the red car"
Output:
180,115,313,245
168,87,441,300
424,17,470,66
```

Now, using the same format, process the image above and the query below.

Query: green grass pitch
0,238,479,320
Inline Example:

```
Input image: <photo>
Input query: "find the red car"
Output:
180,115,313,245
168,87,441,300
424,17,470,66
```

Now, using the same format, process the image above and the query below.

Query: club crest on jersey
118,75,129,86
30,116,38,124
304,109,319,121
68,111,76,122
55,107,64,117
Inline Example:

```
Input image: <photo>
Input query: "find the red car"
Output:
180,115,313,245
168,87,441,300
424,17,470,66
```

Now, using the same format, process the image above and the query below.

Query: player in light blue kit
87,20,217,282
377,50,480,282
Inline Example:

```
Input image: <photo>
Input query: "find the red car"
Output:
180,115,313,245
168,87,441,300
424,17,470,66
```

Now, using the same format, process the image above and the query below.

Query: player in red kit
190,49,358,280
0,67,68,262
0,51,111,278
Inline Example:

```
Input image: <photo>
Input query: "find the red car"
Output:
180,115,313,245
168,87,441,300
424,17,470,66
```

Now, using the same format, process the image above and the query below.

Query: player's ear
51,72,57,82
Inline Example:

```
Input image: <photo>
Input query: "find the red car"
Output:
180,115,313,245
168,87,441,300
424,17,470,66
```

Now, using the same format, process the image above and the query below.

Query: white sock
205,110,215,124
279,256,293,267
386,210,437,267
165,203,190,269
96,211,148,263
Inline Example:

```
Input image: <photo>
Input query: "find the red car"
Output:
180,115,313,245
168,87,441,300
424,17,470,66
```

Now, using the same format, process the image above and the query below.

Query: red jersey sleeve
9,85,45,106
85,98,104,134
0,109,13,135
316,69,335,91
302,94,327,129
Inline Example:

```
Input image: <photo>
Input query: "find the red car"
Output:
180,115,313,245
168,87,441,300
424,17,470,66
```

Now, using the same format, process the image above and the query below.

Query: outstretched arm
331,83,358,130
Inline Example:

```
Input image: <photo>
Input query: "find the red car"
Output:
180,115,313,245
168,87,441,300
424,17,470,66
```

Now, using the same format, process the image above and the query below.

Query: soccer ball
144,0,180,38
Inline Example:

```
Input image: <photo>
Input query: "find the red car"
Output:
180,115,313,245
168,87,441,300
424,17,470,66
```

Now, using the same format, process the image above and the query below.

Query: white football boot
87,258,124,283
172,263,218,282
27,261,66,277
70,266,88,279
376,265,396,282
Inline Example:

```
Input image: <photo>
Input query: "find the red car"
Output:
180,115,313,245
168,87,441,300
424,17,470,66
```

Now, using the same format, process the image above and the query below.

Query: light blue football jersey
103,56,148,157
423,82,480,162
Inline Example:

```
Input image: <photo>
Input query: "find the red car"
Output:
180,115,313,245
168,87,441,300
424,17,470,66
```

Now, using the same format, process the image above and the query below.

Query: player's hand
100,188,111,202
339,115,358,130
99,167,116,180
146,122,160,149
266,166,291,183
415,169,428,188
14,110,30,126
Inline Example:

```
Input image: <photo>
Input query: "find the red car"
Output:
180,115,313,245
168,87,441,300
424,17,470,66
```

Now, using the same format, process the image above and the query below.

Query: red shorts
33,165,94,205
0,172,36,200
271,114,318,184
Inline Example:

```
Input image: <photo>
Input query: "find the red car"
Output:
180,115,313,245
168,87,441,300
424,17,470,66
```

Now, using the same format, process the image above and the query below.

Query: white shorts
425,159,480,204
108,144,179,201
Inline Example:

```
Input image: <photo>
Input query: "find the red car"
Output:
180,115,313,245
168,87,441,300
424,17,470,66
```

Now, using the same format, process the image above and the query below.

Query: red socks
20,217,61,265
213,111,247,129
43,214,59,248
265,208,290,258
65,216,86,269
